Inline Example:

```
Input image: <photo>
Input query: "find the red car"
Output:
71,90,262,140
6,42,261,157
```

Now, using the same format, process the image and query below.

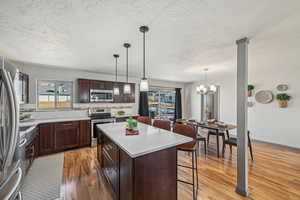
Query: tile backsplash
20,103,136,119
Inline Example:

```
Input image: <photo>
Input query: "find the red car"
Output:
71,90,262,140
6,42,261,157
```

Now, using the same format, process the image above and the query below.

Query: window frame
148,86,176,120
36,80,73,110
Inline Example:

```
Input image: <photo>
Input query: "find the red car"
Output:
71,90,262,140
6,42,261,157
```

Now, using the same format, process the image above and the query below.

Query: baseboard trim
254,139,300,151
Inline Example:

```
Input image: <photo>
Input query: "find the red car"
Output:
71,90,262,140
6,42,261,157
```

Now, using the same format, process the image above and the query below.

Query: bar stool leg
195,151,199,192
192,152,195,200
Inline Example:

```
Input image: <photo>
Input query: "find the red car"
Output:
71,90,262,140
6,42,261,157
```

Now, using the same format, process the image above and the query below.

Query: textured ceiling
0,0,300,82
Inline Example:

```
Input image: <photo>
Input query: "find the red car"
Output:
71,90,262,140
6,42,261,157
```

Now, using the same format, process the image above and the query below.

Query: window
37,80,73,109
148,87,176,121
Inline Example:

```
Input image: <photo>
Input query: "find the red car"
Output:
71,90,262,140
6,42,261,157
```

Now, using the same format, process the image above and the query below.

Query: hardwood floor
61,139,300,200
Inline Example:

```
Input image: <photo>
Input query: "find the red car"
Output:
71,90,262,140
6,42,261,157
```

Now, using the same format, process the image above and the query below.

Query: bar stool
137,116,151,125
173,123,198,200
153,120,171,131
188,120,207,155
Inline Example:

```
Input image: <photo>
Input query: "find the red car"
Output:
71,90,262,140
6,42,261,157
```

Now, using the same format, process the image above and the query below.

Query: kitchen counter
97,122,192,158
19,117,91,127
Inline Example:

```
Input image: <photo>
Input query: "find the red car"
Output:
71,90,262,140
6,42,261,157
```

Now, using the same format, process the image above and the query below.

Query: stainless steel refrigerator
0,58,22,200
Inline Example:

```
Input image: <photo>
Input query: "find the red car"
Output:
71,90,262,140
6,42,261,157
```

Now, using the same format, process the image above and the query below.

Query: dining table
178,119,237,157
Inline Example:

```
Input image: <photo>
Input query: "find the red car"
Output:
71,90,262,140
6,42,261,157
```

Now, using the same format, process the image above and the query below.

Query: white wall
13,61,185,115
185,63,300,149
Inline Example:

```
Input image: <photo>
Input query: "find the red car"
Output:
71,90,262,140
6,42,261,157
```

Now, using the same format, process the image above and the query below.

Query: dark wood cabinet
101,132,120,199
113,82,135,103
99,132,177,200
123,83,135,103
39,123,55,155
105,81,113,90
19,72,29,104
113,82,124,103
78,79,90,103
79,120,91,147
54,121,80,151
38,120,89,156
78,79,135,103
33,133,40,157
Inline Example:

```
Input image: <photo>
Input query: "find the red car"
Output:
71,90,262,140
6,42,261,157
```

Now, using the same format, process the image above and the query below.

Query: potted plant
127,117,138,131
248,85,255,97
276,93,291,108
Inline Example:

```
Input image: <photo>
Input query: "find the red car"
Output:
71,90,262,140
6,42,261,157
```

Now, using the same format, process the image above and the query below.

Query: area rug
21,153,64,200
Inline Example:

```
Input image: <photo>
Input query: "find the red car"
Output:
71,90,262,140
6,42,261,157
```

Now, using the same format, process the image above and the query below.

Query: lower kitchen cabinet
55,121,80,151
98,130,177,200
38,120,91,156
39,123,55,155
79,120,91,147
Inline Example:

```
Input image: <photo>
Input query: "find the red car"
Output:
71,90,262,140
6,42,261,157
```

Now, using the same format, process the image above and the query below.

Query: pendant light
139,25,149,92
123,43,131,94
197,68,216,94
113,54,120,95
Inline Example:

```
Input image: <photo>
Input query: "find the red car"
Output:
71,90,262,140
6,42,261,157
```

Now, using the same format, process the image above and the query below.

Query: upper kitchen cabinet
19,72,29,104
91,80,105,90
78,79,90,103
124,83,135,103
90,80,113,90
78,79,135,103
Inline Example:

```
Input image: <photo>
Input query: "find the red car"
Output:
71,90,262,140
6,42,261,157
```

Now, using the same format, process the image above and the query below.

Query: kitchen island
97,122,192,200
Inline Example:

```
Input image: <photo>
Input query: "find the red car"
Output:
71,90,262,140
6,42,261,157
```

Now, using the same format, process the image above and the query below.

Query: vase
278,100,288,108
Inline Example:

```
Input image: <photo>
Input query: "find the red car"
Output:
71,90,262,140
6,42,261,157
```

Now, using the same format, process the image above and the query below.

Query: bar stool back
173,123,198,200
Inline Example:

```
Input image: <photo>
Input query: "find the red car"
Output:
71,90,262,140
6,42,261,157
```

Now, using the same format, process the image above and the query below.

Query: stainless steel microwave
90,89,113,102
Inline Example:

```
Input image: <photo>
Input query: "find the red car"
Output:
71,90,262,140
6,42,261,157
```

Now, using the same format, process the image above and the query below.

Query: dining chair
153,120,171,131
173,123,198,200
207,129,225,145
222,131,254,160
137,116,152,125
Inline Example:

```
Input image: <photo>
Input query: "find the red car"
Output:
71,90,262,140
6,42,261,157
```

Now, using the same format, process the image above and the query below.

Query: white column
236,37,250,196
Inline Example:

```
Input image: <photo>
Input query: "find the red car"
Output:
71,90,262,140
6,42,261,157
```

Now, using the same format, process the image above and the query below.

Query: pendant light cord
115,57,117,82
126,47,129,83
113,55,119,82
143,31,146,79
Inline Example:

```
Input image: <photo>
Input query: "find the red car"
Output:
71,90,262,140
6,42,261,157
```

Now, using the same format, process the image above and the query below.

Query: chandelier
196,68,217,94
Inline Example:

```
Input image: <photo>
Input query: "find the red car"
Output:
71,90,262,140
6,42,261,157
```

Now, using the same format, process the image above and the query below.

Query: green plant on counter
127,117,138,130
248,84,255,91
276,93,291,101
20,114,32,121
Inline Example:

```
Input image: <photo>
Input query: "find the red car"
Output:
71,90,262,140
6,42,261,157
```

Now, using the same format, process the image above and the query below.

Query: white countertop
19,117,91,127
97,122,192,158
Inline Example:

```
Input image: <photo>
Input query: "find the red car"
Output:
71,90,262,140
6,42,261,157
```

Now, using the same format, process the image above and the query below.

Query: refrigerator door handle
16,192,22,200
1,66,18,170
2,167,22,200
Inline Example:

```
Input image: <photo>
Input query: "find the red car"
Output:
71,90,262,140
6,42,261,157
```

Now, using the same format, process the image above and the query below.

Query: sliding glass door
148,87,175,121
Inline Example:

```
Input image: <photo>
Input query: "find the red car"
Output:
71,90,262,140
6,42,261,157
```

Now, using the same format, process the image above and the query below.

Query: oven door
91,119,115,147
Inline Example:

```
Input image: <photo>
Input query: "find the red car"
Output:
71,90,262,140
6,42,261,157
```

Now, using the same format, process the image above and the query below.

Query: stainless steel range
89,108,115,147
